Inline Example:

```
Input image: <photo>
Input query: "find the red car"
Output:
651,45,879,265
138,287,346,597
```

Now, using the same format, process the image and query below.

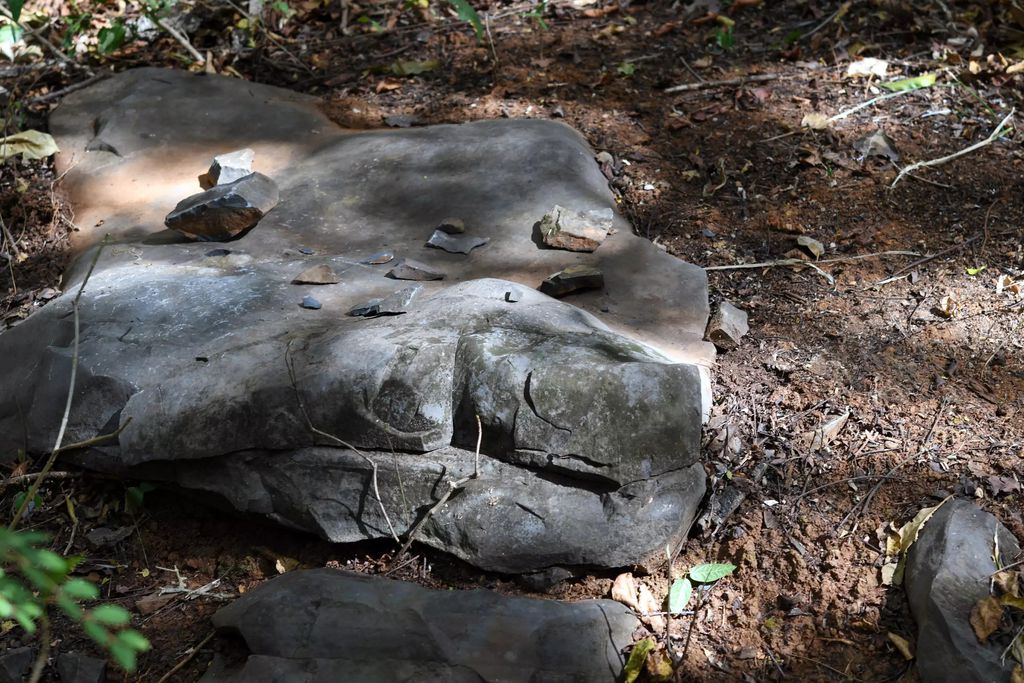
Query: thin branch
393,416,483,562
0,471,77,488
664,73,780,94
26,614,50,683
874,236,981,285
155,631,216,683
9,238,108,531
284,343,399,542
154,16,205,63
28,72,110,106
705,250,920,272
892,108,1015,187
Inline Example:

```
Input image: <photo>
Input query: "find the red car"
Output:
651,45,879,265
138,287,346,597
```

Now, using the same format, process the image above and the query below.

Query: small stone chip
292,264,340,285
348,285,422,317
300,295,322,310
198,148,256,189
387,258,444,281
436,217,465,234
362,250,395,265
539,265,604,298
426,229,488,255
539,205,612,253
704,300,748,351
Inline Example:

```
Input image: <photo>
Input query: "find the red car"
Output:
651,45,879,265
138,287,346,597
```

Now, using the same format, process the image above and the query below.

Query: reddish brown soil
2,1,1023,681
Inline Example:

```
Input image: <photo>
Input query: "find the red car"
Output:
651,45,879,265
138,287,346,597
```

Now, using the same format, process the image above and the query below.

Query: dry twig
664,73,780,94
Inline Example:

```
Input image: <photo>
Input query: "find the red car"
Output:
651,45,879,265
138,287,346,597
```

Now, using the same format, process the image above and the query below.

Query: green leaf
63,578,99,601
13,611,36,634
617,62,636,77
623,638,656,683
35,549,69,574
0,23,23,46
880,73,936,92
448,0,484,43
116,629,151,652
688,562,737,583
82,618,108,646
6,0,25,22
667,577,692,614
56,593,83,621
782,29,801,46
966,265,986,276
90,604,131,626
97,22,127,54
109,640,137,672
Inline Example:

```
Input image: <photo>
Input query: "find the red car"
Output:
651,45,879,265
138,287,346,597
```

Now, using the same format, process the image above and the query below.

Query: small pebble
298,247,315,255
300,295,322,310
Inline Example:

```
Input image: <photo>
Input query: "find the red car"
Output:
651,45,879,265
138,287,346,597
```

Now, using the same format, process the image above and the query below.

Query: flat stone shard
56,652,107,683
426,229,488,254
201,569,636,683
387,258,444,281
905,499,1021,683
705,300,749,351
0,647,34,683
348,285,421,317
361,250,394,265
540,264,604,297
539,205,612,252
165,172,279,241
300,295,322,310
291,264,340,285
0,68,716,574
437,217,465,234
198,148,255,189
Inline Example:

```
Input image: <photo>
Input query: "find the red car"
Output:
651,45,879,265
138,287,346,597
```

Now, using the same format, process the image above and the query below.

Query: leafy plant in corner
667,562,736,615
522,0,548,31
0,528,150,676
448,0,484,44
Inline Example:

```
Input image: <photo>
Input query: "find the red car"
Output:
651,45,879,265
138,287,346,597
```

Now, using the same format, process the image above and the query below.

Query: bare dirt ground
2,0,1023,680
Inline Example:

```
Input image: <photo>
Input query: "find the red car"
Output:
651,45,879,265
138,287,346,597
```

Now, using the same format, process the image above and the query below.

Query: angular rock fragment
198,148,255,189
436,217,465,234
0,647,34,683
300,295,321,310
165,173,279,241
361,250,394,265
539,205,612,252
202,569,636,683
56,652,107,683
905,500,1021,683
291,264,340,285
426,229,488,254
348,285,421,317
387,258,444,281
539,264,604,297
704,300,748,351
504,287,523,303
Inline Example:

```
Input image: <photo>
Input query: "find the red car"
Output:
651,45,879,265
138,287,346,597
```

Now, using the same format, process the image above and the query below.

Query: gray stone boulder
201,569,637,683
0,67,715,574
905,499,1021,683
165,172,279,241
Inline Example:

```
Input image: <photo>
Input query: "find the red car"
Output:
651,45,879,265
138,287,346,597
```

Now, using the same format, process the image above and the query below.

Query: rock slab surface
905,499,1021,683
0,67,714,574
201,569,636,683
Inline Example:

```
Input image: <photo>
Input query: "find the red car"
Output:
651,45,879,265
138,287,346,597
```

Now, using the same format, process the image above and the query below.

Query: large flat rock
0,68,712,573
201,569,637,683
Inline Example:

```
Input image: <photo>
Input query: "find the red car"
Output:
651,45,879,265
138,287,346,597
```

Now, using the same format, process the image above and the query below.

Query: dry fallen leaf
847,57,889,78
970,595,1004,642
611,572,640,611
1012,665,1024,683
853,129,900,162
0,130,60,161
936,294,958,318
801,112,829,130
887,632,914,660
637,583,667,632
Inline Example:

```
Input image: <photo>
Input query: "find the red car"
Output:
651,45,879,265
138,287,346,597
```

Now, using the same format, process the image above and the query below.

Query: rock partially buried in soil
291,264,340,285
1,67,715,575
426,229,489,254
198,148,255,189
705,300,749,351
904,499,1021,683
539,205,612,252
165,172,279,241
540,264,604,297
200,569,636,683
387,257,444,281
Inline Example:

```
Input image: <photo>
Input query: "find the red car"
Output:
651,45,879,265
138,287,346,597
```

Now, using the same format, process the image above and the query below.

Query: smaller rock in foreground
56,652,107,683
300,295,322,310
165,173,279,242
0,646,35,683
387,258,444,281
426,229,488,254
198,148,255,189
539,264,604,297
292,264,340,285
704,300,749,351
348,285,422,317
361,251,394,265
539,205,612,252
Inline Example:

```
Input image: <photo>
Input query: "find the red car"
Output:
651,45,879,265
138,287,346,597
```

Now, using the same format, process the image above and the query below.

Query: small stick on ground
155,16,205,63
155,631,216,683
393,416,483,563
284,343,399,542
664,73,780,94
891,108,1015,187
875,236,981,285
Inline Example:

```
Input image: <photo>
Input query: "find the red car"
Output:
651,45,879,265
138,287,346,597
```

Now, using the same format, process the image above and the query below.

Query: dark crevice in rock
522,371,572,434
